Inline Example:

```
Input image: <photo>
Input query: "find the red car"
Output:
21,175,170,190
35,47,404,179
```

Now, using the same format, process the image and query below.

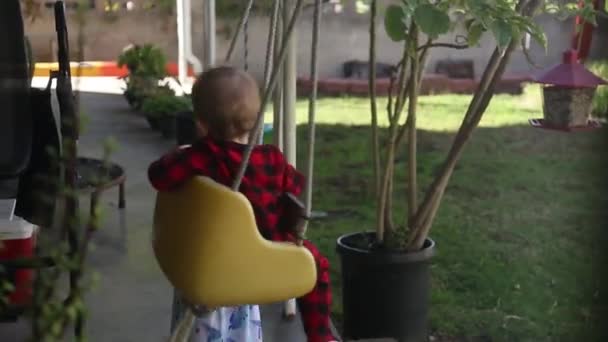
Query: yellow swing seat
153,176,317,308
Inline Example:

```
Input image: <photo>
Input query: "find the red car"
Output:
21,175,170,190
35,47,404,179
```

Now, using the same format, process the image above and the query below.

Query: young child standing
148,66,337,342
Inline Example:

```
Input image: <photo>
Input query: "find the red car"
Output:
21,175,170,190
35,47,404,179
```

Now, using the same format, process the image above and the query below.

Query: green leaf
384,5,408,42
468,22,485,47
51,321,62,336
527,24,547,52
66,305,78,321
581,4,598,26
490,19,513,48
413,4,451,39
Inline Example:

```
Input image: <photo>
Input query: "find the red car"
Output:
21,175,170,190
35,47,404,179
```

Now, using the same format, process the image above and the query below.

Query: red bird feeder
529,50,607,131
529,0,606,132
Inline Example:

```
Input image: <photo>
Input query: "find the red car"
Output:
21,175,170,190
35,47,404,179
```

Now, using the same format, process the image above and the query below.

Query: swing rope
258,0,281,144
244,17,249,71
263,0,280,88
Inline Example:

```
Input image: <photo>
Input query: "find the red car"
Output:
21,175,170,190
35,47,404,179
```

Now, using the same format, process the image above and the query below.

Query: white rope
168,309,195,342
301,0,323,241
282,0,322,319
272,6,284,151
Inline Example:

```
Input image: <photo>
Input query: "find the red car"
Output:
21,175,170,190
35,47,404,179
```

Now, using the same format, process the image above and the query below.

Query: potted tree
335,1,596,341
141,94,192,139
117,43,173,110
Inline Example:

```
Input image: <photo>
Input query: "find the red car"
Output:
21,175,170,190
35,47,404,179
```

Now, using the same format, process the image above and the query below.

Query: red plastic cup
0,218,37,306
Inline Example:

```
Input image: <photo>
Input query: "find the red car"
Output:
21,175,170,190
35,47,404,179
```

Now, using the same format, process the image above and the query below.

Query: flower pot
124,75,163,110
176,110,197,146
124,89,140,110
158,114,177,139
145,114,161,130
542,86,596,127
336,232,435,342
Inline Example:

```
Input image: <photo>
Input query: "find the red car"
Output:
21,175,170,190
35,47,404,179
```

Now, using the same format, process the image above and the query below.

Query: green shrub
588,60,608,117
141,94,192,118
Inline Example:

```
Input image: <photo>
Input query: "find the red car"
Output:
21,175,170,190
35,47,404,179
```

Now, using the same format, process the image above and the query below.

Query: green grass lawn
266,85,608,341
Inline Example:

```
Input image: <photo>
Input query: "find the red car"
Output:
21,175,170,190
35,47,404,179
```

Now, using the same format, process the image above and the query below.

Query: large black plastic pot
145,115,160,130
336,232,436,342
176,110,197,146
158,114,177,139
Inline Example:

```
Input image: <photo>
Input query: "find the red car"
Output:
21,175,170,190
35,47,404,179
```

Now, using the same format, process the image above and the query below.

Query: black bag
15,82,61,228
0,0,61,227
0,0,32,198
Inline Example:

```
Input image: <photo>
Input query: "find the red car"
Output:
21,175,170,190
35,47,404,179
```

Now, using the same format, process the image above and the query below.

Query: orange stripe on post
99,63,129,77
33,61,194,77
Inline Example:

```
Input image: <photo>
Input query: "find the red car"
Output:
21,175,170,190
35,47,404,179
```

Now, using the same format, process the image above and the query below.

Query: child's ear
195,120,208,138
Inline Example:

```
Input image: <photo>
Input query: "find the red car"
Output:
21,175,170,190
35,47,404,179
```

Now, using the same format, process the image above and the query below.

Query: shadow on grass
287,123,608,341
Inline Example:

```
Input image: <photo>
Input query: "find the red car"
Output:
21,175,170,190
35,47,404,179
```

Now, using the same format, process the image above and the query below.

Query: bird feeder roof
533,50,607,88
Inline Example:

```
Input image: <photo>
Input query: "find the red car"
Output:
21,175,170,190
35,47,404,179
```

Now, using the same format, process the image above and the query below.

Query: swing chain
244,11,249,71
231,0,305,191
225,0,255,63
258,0,281,144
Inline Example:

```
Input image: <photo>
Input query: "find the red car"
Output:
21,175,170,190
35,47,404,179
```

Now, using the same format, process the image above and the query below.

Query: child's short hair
191,66,261,140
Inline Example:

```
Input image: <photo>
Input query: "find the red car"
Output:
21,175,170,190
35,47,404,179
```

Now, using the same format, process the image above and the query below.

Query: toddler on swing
148,66,338,342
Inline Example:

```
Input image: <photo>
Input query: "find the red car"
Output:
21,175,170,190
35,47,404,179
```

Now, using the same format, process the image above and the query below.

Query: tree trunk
407,26,419,223
406,0,542,251
369,0,380,196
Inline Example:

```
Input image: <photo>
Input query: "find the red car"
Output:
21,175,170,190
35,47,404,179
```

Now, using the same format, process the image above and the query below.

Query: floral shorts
189,305,263,342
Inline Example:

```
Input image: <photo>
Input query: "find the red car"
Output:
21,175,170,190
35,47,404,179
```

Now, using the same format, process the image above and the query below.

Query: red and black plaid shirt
148,136,305,242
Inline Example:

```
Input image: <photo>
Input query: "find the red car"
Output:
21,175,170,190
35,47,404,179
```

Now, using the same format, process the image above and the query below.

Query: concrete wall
24,0,608,81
